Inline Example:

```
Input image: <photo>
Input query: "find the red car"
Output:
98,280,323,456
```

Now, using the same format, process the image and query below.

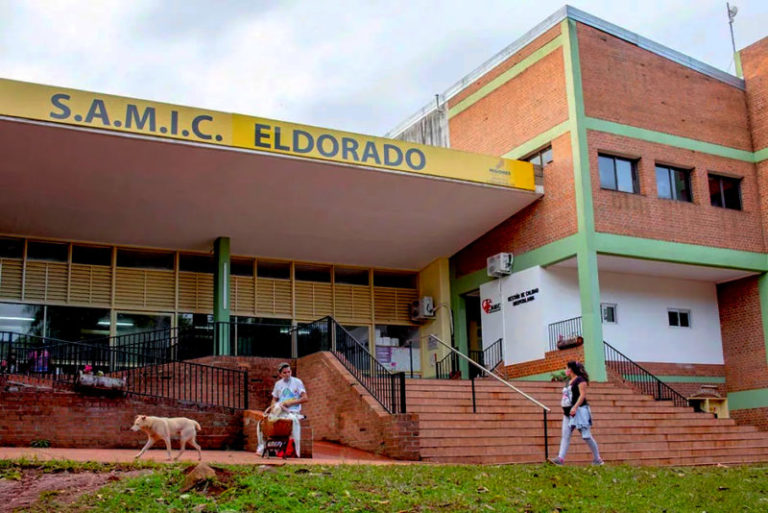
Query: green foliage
1,459,767,512
30,439,50,448
550,370,568,382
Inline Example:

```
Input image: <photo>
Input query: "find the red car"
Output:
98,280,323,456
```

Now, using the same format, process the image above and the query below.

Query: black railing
0,331,247,410
548,316,582,351
469,338,503,378
604,341,689,408
296,317,406,414
435,350,461,379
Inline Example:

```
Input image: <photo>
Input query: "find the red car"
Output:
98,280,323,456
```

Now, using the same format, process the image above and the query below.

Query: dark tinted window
117,249,174,270
374,271,417,288
599,154,638,193
179,254,214,273
0,237,24,259
27,241,68,262
295,264,331,282
257,261,290,279
656,165,692,202
231,258,254,276
335,268,369,286
709,174,742,210
72,245,112,266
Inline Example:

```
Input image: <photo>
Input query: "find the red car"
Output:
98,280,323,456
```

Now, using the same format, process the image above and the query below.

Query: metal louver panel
0,259,23,300
334,284,372,321
295,281,332,319
178,272,213,312
24,261,68,302
256,278,292,316
230,275,255,314
115,268,175,309
374,287,418,323
69,264,112,305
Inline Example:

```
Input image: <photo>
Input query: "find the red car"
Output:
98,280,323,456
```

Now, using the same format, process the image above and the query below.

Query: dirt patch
0,469,150,512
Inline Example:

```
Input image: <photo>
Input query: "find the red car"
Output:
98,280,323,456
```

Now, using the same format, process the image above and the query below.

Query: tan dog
131,415,202,461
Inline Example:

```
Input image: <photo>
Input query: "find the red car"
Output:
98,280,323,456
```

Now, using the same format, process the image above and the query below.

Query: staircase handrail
603,341,690,408
297,316,406,414
428,334,550,412
0,330,247,410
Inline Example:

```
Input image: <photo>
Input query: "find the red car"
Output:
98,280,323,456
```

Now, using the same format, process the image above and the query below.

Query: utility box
410,296,436,322
487,252,513,277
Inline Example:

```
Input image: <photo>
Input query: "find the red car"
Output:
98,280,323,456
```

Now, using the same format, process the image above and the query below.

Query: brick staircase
407,379,768,465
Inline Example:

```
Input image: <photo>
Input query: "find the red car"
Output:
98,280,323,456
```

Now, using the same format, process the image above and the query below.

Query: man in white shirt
271,362,308,414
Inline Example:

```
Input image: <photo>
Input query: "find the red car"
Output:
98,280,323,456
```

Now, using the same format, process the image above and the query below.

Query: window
179,253,214,273
601,303,617,324
524,146,553,180
257,260,290,279
598,154,639,193
668,309,691,328
374,271,417,288
656,165,692,202
72,245,112,266
27,241,68,262
116,249,174,270
0,237,24,259
709,174,742,210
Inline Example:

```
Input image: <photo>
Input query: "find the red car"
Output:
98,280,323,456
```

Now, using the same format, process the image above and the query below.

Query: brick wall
579,23,752,150
589,131,764,252
452,132,577,276
297,352,419,460
717,276,768,393
502,345,584,379
741,36,768,151
0,382,242,449
731,407,768,431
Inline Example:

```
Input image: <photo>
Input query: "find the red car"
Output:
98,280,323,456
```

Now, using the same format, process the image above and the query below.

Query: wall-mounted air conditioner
487,252,513,277
410,296,436,322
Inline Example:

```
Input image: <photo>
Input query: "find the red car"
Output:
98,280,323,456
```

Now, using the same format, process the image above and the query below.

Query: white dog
130,414,202,461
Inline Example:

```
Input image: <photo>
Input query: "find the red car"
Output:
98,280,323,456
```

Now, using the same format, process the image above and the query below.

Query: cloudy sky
1,0,766,137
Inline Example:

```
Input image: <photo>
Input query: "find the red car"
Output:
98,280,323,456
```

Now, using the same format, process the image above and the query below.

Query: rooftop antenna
727,3,738,55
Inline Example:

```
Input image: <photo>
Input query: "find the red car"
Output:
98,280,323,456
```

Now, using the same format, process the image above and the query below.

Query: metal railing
604,341,689,408
435,350,461,380
428,335,552,461
296,316,406,414
548,316,582,351
0,331,247,410
469,338,503,378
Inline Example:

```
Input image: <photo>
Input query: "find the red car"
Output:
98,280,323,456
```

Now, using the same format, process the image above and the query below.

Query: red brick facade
717,277,768,393
0,381,242,449
453,132,577,276
502,345,584,379
579,23,752,150
297,351,419,460
741,37,768,151
731,407,768,431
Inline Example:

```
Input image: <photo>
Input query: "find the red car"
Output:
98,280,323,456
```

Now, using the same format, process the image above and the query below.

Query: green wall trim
449,35,564,119
595,232,768,272
584,117,756,162
755,147,768,163
213,236,231,356
563,19,606,381
503,120,572,160
758,274,768,366
622,375,725,384
515,372,560,381
728,388,768,411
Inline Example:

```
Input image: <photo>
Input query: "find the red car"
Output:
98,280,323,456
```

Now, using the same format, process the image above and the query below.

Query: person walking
550,360,604,465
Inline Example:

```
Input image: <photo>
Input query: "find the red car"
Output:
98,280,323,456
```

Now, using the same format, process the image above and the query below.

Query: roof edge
387,4,745,138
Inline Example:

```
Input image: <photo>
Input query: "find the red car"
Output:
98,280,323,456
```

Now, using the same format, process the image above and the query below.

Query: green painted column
213,237,231,356
758,273,768,365
563,19,606,381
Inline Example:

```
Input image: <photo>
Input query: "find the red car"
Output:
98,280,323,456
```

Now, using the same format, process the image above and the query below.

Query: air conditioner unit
487,252,513,277
410,296,436,322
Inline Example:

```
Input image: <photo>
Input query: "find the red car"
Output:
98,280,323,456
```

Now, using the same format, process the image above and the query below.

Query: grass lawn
1,459,766,512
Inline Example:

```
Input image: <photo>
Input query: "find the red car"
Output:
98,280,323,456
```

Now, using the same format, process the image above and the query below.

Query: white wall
479,265,724,365
599,271,724,364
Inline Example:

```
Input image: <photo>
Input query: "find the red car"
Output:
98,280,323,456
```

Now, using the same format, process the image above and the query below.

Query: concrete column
213,237,231,355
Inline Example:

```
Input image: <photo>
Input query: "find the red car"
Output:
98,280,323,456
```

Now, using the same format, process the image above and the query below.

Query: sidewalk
0,441,416,466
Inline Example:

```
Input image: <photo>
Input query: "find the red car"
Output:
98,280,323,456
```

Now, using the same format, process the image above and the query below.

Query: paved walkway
0,441,417,466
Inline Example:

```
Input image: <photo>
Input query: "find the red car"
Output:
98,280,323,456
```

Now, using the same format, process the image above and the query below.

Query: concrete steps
406,378,768,465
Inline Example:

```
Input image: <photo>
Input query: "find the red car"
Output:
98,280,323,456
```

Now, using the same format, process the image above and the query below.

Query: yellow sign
0,78,534,190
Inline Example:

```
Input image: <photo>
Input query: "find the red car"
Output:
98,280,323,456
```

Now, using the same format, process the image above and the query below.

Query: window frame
708,173,742,210
667,308,691,328
655,164,693,202
600,303,617,324
598,154,640,194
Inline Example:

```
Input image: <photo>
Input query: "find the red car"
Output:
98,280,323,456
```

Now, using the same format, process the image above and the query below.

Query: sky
1,0,766,137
